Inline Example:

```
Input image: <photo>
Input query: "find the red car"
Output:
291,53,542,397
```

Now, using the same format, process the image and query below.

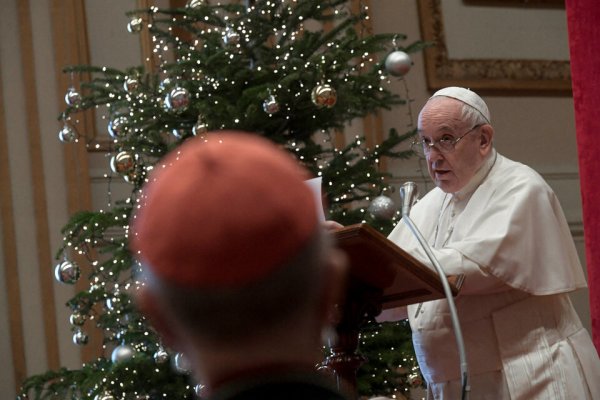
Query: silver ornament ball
223,26,240,45
73,330,89,346
385,50,412,77
192,118,208,137
94,392,116,400
58,123,79,143
127,17,143,33
54,260,81,284
165,86,191,113
186,0,205,8
158,77,172,93
195,383,207,397
111,344,135,364
69,311,86,326
64,87,82,107
122,165,143,184
154,347,169,364
311,83,337,108
368,195,397,220
173,352,191,374
172,128,187,139
108,116,129,139
262,95,280,115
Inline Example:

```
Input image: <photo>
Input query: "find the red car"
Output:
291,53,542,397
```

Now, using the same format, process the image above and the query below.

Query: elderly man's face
417,97,491,193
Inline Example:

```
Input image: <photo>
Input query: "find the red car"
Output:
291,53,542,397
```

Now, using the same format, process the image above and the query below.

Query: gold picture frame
417,0,571,94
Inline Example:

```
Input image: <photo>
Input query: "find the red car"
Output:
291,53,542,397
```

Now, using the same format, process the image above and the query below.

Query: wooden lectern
321,223,463,398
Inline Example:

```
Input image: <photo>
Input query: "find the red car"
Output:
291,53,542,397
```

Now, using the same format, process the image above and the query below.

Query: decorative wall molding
417,0,571,93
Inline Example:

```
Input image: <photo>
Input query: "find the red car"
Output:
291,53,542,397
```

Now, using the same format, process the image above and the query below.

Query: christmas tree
20,1,425,399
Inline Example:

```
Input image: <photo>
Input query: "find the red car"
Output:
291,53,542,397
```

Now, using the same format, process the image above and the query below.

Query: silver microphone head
400,182,419,216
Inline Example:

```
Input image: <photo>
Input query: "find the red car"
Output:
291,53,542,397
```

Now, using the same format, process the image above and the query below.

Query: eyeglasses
411,124,482,156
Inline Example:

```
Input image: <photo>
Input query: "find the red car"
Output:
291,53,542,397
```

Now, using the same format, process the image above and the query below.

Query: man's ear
479,124,494,154
135,285,179,350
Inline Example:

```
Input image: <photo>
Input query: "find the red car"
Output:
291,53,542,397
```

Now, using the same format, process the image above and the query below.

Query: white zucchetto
431,86,491,123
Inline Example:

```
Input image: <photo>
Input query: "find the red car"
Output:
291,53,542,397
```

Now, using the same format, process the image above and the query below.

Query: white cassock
384,149,600,399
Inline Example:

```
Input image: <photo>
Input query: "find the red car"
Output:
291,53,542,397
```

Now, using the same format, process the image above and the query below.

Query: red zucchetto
130,131,318,287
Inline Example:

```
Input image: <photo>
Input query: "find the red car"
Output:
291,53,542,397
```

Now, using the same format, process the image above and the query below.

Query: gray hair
460,102,490,127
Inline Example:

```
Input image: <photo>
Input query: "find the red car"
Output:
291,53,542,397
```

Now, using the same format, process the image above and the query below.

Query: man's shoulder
490,153,552,194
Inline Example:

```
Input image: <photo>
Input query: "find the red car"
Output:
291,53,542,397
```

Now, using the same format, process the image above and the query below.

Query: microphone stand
400,182,470,400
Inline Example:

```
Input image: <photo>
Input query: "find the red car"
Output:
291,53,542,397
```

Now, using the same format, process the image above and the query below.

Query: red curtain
566,0,600,352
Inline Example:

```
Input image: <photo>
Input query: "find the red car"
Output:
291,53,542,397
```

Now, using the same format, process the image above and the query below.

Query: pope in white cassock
380,87,600,399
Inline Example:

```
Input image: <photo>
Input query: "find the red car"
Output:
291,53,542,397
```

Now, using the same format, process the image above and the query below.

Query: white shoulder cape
389,154,586,295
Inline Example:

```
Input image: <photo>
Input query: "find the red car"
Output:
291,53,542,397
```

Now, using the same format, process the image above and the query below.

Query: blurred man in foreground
131,132,348,400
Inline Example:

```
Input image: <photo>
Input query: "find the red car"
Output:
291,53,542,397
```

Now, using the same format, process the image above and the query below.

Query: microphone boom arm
400,182,470,400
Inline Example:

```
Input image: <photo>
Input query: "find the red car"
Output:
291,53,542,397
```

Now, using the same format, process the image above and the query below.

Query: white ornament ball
385,50,412,77
368,195,397,220
54,260,81,284
111,344,135,364
64,87,82,107
58,123,79,143
165,86,191,113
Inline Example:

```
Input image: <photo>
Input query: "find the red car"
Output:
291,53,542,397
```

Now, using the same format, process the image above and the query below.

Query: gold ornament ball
123,76,140,93
311,83,337,108
110,151,136,176
165,86,191,113
385,50,412,77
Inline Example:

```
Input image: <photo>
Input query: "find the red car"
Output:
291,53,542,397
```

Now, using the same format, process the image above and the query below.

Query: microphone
400,182,419,217
399,182,470,400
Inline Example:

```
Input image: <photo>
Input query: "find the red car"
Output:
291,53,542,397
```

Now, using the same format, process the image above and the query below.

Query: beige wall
0,0,588,398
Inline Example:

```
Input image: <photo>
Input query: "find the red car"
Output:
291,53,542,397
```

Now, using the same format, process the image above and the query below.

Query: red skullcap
130,131,318,287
